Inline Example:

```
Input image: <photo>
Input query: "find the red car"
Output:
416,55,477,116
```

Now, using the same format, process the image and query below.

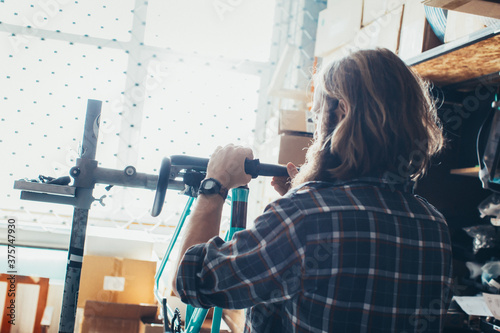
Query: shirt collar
303,172,415,193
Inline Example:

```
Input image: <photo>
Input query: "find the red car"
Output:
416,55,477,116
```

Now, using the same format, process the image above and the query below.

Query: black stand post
58,100,101,333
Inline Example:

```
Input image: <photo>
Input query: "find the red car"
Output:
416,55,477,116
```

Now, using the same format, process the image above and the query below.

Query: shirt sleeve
175,195,306,309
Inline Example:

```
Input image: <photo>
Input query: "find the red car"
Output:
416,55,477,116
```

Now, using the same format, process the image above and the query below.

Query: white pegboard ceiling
0,0,276,247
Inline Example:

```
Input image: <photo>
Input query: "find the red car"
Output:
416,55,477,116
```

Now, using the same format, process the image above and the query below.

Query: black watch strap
198,178,228,200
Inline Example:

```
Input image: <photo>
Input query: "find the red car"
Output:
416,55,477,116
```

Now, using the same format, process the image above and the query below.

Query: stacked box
78,255,156,307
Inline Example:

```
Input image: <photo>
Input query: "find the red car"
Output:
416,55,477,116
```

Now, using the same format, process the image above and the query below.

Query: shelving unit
450,166,480,177
399,22,499,237
406,26,500,88
405,26,499,187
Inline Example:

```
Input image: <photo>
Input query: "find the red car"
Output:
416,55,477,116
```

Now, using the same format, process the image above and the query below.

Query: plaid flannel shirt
176,176,453,332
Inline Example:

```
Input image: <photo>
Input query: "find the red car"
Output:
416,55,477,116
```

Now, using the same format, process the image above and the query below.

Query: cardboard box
77,255,156,308
278,134,313,166
358,5,404,54
322,5,404,60
399,0,427,59
444,10,498,43
278,109,315,135
398,0,443,60
314,0,363,57
142,323,165,333
423,0,500,19
362,0,404,26
81,301,158,333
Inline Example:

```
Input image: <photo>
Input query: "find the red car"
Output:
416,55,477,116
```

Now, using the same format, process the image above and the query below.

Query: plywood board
411,34,500,86
450,166,480,177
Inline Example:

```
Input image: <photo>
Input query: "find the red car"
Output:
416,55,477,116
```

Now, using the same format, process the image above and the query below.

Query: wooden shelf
450,166,480,177
406,26,500,87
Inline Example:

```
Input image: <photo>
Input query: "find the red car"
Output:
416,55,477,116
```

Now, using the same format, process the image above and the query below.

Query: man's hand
271,162,299,196
206,144,254,189
172,144,253,297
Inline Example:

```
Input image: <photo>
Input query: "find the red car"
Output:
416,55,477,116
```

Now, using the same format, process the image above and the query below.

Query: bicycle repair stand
14,99,289,333
13,100,160,333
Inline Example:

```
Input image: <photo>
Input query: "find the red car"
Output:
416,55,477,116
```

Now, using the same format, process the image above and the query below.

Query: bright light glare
145,0,276,61
0,1,273,237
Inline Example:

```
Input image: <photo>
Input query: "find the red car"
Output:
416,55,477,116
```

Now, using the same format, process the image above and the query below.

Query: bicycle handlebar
151,155,290,217
168,155,289,178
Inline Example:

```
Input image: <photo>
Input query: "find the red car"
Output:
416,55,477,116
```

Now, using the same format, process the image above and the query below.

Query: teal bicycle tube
210,186,249,333
157,187,249,332
184,307,209,333
185,304,194,327
226,186,249,238
211,308,223,333
154,196,195,320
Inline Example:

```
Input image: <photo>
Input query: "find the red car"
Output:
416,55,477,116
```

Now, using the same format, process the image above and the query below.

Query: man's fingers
206,144,254,189
287,162,299,178
271,176,289,196
247,149,254,162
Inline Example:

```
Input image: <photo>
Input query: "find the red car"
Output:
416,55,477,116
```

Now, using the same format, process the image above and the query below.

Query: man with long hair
173,48,453,332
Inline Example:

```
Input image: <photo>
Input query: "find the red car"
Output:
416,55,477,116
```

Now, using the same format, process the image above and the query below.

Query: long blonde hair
293,48,444,186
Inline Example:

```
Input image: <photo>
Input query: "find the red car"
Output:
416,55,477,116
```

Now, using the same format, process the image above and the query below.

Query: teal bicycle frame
154,186,249,333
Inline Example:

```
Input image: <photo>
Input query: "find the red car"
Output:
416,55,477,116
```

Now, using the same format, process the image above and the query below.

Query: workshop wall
0,0,276,251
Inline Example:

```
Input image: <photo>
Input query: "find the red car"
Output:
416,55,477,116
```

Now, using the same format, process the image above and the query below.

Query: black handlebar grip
244,159,289,178
244,159,260,178
169,155,289,178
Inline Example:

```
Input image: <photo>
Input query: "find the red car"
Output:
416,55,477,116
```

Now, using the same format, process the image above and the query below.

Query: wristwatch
198,178,228,200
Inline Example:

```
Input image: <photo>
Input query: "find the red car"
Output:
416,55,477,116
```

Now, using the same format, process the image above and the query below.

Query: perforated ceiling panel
0,0,276,246
0,33,128,227
145,0,275,61
138,60,259,168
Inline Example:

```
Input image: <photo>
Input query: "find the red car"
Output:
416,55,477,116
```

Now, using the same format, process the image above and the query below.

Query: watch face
204,180,216,190
199,178,227,199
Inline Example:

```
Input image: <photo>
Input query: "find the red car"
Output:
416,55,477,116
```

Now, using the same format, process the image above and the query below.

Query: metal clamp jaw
15,156,158,210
